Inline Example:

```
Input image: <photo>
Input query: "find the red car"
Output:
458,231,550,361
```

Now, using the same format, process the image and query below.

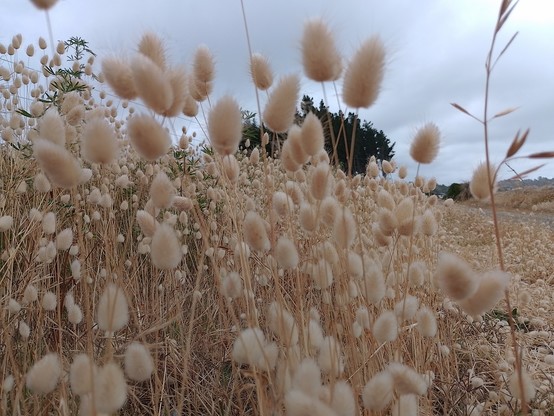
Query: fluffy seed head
301,18,342,82
182,93,199,117
299,203,317,232
26,353,61,394
222,154,240,182
220,271,243,299
250,53,273,90
301,112,325,156
42,212,56,234
416,306,437,337
34,172,51,193
97,284,129,332
33,139,82,189
394,294,419,321
132,54,173,114
420,209,438,236
232,327,267,366
457,270,510,317
410,122,441,164
127,114,171,160
509,369,536,402
310,162,330,200
470,162,497,201
42,291,57,310
151,223,182,269
274,236,299,269
243,211,270,252
372,310,398,344
102,57,137,99
436,252,479,301
362,371,395,411
94,362,127,414
330,380,356,416
138,32,166,70
292,358,321,396
268,302,299,346
56,228,73,250
70,353,96,396
263,74,300,133
136,210,157,237
392,395,418,416
333,207,356,248
163,67,188,117
192,45,215,84
150,171,175,209
318,336,343,376
208,95,242,156
39,107,65,146
285,390,337,416
0,216,14,232
81,117,118,164
342,36,385,108
388,362,428,396
124,342,154,382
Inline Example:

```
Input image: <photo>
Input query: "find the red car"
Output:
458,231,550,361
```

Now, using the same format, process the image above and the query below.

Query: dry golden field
1,1,553,415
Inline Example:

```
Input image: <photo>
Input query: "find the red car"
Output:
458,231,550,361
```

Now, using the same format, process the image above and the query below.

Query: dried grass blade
450,103,481,122
494,32,519,66
497,1,519,32
505,128,529,158
507,164,545,180
493,106,518,119
527,151,554,159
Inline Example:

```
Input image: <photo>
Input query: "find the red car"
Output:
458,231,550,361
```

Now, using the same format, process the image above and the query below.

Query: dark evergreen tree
240,95,395,174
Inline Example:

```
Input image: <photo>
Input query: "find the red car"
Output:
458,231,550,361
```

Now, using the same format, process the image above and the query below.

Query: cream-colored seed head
508,369,536,403
191,45,215,101
436,252,479,301
81,117,118,164
388,362,428,396
274,236,299,269
39,107,65,146
301,18,342,82
150,171,175,209
94,362,128,414
102,57,137,99
250,53,273,90
263,74,300,133
138,32,166,70
457,270,510,317
124,342,154,382
362,371,394,411
163,67,188,117
410,122,441,164
243,211,270,252
372,310,398,343
151,223,182,269
127,114,171,161
26,353,61,394
343,36,385,108
208,95,242,156
132,54,173,114
97,284,129,332
301,112,325,156
470,161,497,201
33,139,82,189
70,353,96,396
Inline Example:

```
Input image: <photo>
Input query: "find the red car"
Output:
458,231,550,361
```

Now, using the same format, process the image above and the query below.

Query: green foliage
446,183,464,200
299,95,395,174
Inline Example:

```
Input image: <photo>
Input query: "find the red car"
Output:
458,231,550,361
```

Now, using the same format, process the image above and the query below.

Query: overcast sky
2,0,554,184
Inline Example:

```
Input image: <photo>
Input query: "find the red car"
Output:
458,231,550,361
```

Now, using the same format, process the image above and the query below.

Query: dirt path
462,204,554,230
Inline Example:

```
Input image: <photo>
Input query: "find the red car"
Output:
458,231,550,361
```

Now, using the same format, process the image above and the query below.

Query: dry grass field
1,0,553,415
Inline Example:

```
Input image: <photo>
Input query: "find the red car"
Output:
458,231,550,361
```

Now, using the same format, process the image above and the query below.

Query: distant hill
497,176,554,190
